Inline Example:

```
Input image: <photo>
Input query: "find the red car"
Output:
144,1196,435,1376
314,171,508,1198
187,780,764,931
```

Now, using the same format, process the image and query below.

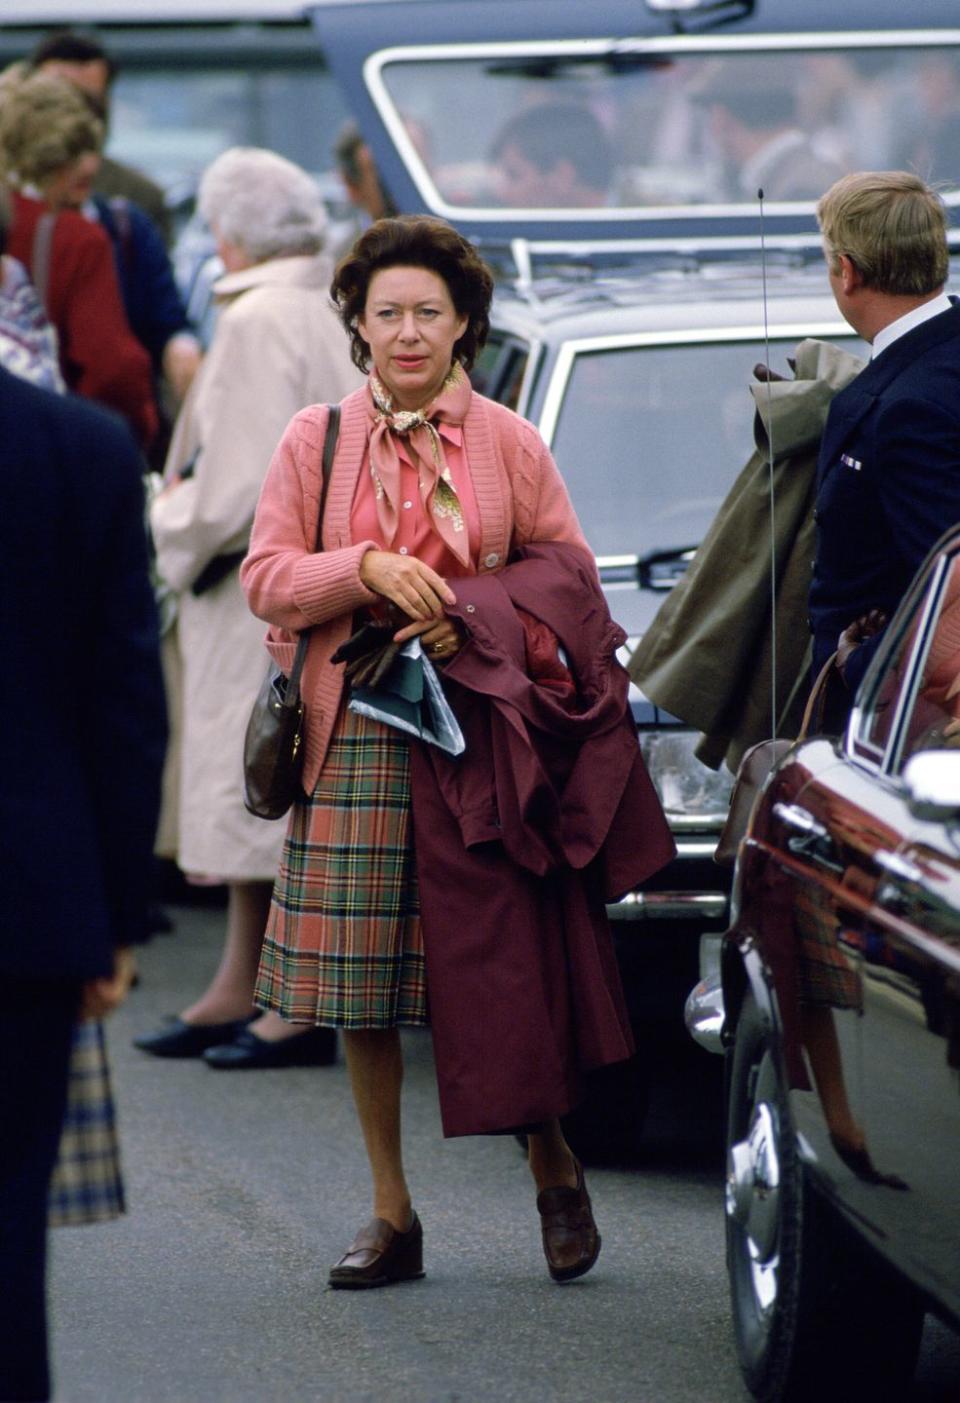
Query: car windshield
370,40,960,216
549,337,858,561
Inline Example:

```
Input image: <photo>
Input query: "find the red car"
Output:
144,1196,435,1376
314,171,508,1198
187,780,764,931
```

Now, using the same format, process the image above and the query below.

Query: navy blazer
810,301,960,691
0,369,167,979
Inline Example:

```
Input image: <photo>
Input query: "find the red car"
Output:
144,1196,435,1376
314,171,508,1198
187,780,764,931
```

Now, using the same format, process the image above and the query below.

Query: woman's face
42,150,100,211
357,264,468,411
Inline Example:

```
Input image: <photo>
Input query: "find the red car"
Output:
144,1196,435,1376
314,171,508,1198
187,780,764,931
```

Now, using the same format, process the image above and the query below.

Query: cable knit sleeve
241,406,378,632
513,420,594,570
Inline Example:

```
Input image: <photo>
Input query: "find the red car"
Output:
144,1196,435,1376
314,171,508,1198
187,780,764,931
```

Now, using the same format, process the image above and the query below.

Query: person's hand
360,549,456,621
79,947,137,1022
837,609,887,680
392,614,465,661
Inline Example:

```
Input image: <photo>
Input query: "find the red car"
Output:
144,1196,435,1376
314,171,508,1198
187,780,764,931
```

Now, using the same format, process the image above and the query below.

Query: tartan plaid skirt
255,704,427,1028
48,1020,125,1228
795,885,862,1012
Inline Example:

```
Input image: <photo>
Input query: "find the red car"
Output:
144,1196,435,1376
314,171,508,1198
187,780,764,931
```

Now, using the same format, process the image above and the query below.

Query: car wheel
725,989,925,1402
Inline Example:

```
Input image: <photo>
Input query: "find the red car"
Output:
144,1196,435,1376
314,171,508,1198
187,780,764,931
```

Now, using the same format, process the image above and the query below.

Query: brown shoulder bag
242,405,340,820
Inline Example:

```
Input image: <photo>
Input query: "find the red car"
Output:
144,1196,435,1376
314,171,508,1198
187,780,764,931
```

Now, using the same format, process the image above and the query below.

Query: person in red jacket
0,72,156,447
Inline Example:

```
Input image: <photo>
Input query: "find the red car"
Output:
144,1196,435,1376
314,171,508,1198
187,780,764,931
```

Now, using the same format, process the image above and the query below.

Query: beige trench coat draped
628,338,864,775
151,254,363,879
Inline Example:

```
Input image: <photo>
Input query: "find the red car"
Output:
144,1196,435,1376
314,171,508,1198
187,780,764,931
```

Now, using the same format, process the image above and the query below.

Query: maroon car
688,524,960,1400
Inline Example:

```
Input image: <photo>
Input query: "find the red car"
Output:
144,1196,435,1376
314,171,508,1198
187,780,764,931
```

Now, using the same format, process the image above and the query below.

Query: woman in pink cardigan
242,215,601,1288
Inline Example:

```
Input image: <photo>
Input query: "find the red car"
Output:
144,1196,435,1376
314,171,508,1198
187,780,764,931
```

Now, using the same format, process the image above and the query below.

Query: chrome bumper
607,891,728,921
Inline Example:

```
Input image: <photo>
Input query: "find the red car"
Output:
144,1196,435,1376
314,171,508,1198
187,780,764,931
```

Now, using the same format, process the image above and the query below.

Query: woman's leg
528,1117,600,1283
181,879,271,1024
526,1118,579,1190
800,1003,862,1147
341,1028,412,1230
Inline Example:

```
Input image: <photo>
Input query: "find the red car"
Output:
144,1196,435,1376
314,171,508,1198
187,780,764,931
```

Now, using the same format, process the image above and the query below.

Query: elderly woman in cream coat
136,147,362,1069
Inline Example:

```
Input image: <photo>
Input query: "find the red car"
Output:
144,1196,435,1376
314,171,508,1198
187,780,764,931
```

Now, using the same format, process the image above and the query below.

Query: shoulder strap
797,650,839,741
31,211,57,313
288,405,341,698
314,403,341,551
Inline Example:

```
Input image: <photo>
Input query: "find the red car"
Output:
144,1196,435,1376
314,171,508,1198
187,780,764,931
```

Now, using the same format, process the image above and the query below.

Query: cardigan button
483,552,500,568
465,604,476,614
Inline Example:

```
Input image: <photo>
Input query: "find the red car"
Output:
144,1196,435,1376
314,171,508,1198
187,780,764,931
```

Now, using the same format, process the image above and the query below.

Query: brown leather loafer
328,1212,425,1290
536,1160,601,1282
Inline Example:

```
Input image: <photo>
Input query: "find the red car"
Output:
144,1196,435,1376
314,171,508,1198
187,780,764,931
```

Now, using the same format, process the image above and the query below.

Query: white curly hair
198,146,327,262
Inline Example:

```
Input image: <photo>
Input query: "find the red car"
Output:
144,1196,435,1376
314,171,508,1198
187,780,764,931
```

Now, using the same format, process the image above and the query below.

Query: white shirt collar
871,292,953,359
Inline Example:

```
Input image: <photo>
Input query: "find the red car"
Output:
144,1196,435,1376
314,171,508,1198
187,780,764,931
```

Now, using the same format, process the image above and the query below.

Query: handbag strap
286,404,341,699
797,650,839,741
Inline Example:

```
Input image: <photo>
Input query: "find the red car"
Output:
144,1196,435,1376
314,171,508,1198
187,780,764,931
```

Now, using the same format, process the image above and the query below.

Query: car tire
725,989,925,1402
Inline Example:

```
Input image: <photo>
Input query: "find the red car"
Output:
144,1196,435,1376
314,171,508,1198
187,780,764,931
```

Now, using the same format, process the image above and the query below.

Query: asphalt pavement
48,902,960,1403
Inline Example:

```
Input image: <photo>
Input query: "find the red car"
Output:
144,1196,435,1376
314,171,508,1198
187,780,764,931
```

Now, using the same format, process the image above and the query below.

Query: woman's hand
360,549,456,621
393,614,465,661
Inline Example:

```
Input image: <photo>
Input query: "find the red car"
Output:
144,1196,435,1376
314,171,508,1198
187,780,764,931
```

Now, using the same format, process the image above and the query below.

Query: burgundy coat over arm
408,541,675,1137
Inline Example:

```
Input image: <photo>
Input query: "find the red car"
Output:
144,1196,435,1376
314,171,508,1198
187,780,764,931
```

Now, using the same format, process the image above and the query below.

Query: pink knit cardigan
240,384,590,793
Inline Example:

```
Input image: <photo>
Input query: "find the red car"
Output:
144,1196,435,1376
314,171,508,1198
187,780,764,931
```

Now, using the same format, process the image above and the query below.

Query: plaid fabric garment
48,1020,125,1228
795,886,862,1012
255,705,427,1028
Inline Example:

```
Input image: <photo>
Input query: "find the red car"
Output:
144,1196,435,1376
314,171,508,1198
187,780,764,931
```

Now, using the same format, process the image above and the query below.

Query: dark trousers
0,980,81,1402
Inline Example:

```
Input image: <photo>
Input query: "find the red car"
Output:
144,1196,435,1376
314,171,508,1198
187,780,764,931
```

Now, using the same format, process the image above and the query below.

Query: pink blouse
349,420,481,577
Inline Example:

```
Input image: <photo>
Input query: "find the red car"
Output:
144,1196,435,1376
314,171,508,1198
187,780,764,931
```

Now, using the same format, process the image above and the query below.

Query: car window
852,552,960,768
369,39,960,218
896,555,960,768
547,337,837,560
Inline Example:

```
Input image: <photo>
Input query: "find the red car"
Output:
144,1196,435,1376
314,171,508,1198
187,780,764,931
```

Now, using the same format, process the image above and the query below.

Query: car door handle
773,802,828,841
772,802,845,873
874,851,924,885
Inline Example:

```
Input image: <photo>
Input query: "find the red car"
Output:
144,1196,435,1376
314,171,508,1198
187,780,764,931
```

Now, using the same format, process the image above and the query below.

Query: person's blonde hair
817,171,949,296
0,70,102,189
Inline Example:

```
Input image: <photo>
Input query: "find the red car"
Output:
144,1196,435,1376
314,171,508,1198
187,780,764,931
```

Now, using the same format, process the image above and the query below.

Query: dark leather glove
331,622,400,688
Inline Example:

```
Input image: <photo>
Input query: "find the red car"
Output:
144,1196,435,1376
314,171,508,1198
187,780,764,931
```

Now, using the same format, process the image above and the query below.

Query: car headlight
639,728,733,824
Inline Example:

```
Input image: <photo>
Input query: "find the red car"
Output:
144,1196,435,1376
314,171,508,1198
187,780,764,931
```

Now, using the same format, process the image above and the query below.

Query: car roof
309,0,956,31
490,256,850,343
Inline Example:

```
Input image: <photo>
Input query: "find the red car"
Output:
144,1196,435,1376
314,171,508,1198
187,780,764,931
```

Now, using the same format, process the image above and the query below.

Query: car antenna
758,187,777,741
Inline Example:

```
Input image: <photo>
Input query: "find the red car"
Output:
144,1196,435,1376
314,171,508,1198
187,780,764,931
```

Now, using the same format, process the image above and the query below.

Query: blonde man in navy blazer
810,171,960,700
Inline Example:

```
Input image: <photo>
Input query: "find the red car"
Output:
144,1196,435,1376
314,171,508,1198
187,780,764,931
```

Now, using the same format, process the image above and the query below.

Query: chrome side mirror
903,750,960,821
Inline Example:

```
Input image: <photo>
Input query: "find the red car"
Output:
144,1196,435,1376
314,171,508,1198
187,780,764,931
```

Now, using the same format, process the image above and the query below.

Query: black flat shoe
133,1015,253,1058
203,1025,337,1070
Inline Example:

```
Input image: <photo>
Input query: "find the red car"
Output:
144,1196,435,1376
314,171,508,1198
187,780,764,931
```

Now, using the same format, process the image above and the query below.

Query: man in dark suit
810,170,960,701
0,362,166,1401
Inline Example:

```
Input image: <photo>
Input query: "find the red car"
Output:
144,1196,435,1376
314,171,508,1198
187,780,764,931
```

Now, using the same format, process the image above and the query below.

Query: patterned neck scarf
366,362,472,568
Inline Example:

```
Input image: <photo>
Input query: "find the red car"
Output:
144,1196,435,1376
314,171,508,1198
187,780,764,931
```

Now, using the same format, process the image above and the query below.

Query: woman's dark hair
331,215,494,373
